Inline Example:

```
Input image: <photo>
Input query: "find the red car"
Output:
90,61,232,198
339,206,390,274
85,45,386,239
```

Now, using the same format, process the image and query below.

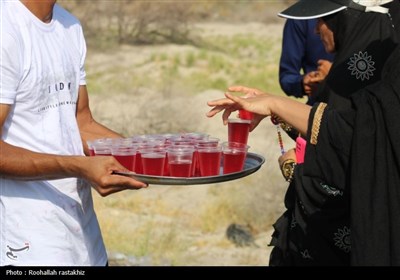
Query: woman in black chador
273,0,398,266
207,43,400,265
208,0,400,266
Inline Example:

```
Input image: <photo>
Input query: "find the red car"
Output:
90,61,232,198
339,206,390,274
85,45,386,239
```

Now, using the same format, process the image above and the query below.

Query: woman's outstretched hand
206,86,272,131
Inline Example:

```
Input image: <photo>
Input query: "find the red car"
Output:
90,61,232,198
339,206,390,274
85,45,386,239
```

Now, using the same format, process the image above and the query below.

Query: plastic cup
239,109,254,120
228,119,251,145
134,140,164,174
193,137,220,177
86,140,95,156
167,146,195,177
222,142,250,174
140,147,166,176
195,137,220,148
111,145,137,172
92,138,113,156
197,145,222,177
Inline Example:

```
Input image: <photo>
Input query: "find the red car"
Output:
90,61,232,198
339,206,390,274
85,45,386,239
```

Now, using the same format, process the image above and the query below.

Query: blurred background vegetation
60,0,295,47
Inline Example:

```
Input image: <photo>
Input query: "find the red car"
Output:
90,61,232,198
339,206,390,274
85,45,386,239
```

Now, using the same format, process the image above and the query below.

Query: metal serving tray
114,152,265,186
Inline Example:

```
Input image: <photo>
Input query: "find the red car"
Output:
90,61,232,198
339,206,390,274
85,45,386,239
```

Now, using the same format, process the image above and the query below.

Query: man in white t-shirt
0,0,148,266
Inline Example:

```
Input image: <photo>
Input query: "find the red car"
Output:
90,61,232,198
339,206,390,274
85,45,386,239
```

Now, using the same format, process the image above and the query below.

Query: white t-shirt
0,1,107,266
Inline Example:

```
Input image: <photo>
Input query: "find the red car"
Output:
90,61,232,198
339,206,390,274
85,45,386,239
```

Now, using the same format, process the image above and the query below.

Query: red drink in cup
197,146,222,176
222,142,249,174
113,154,136,171
87,140,95,156
194,138,220,177
111,140,137,172
111,145,136,172
191,150,199,177
169,160,192,177
167,146,194,177
135,141,164,174
134,152,143,174
239,109,254,120
228,119,251,145
88,148,95,156
141,149,166,176
223,152,246,174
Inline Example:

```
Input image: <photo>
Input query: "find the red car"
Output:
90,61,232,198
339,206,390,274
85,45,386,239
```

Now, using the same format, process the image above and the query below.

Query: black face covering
321,13,340,47
320,10,353,52
316,8,399,109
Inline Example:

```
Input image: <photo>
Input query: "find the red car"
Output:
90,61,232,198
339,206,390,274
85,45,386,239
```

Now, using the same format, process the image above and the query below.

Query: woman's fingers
228,85,261,96
206,95,239,119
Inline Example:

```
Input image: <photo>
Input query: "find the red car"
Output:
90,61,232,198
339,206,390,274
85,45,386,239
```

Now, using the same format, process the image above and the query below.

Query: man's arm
0,104,147,195
279,20,307,98
0,104,85,180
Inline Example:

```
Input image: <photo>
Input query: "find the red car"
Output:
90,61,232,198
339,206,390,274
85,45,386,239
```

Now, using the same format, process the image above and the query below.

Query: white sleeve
0,32,23,105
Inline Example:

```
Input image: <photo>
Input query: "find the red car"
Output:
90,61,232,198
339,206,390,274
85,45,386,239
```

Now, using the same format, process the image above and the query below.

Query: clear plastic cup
111,144,137,172
134,140,164,174
193,137,220,177
86,140,96,156
140,147,166,176
222,141,250,174
228,119,251,145
167,146,195,177
197,145,222,177
92,138,113,156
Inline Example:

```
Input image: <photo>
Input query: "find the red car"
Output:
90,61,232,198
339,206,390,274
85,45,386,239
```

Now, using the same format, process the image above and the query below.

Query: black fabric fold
349,47,400,265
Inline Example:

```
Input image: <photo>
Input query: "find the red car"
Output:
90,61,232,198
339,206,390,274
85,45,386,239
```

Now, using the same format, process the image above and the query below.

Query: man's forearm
0,141,86,180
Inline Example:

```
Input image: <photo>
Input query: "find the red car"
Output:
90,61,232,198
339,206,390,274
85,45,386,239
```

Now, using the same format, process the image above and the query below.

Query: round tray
114,152,265,185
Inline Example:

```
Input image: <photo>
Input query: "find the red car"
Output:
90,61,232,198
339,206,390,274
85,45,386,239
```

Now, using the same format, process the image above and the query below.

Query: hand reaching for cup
206,86,272,131
207,85,311,137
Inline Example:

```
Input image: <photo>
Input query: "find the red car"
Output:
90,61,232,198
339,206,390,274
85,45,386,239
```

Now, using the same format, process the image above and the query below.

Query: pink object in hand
296,136,306,164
